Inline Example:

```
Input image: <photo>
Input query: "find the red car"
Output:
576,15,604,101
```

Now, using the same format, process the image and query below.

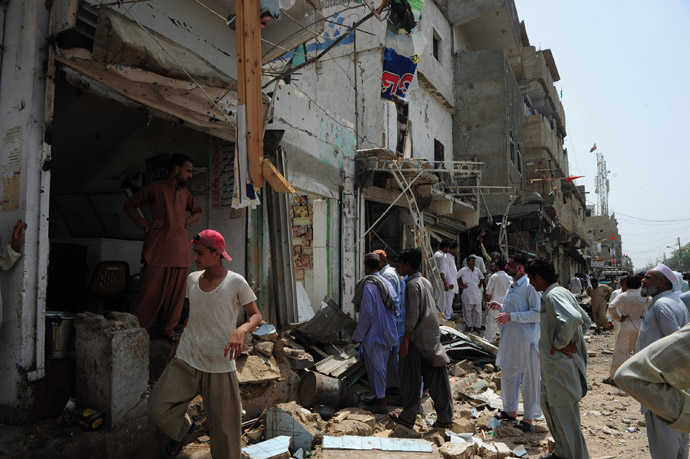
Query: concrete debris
265,402,319,452
253,324,278,342
329,419,373,436
512,444,528,457
345,413,376,429
322,435,433,452
439,440,476,458
284,348,315,370
495,425,526,437
75,312,149,429
241,435,292,459
255,341,275,358
452,418,475,434
392,423,422,439
236,355,282,384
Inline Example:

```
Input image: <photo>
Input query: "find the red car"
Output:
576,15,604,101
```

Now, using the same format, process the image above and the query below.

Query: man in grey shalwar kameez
634,263,690,459
526,258,590,459
389,248,454,431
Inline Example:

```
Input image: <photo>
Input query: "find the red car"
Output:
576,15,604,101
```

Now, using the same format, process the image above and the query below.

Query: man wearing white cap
634,263,690,459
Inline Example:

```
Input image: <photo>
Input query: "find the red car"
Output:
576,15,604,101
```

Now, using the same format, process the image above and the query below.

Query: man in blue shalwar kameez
352,252,399,414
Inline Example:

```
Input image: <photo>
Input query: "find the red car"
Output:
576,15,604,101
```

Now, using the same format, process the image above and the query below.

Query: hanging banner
381,0,424,101
381,47,418,101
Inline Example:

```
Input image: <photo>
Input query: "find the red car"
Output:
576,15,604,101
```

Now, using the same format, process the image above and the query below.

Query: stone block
346,413,376,429
265,402,319,452
495,442,512,459
284,352,314,370
241,435,292,459
479,443,498,458
392,423,422,439
547,436,555,453
254,341,275,358
452,418,475,434
236,355,282,384
449,364,467,378
75,313,149,428
439,441,476,458
330,419,373,436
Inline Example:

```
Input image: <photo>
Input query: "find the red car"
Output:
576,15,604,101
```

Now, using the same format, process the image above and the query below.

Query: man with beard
444,242,459,320
604,275,650,386
627,264,690,459
373,249,404,396
525,258,590,459
352,252,398,414
432,241,452,316
483,259,511,342
586,278,612,333
488,254,541,432
615,322,690,435
124,154,202,339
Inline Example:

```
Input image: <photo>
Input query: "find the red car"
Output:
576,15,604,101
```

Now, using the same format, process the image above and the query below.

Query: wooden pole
236,0,264,188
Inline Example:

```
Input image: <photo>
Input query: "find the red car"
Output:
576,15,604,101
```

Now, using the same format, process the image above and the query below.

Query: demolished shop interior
36,64,247,416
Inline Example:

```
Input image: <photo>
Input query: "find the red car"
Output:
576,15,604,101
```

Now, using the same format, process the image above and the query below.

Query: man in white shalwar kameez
457,255,484,332
488,253,541,431
484,259,511,342
605,275,650,385
635,264,690,459
444,243,459,320
432,241,451,315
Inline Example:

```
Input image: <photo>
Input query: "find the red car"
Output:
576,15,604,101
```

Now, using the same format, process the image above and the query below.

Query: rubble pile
235,339,554,458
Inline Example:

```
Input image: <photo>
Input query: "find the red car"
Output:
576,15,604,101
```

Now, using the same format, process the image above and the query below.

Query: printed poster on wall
210,139,235,209
0,126,22,212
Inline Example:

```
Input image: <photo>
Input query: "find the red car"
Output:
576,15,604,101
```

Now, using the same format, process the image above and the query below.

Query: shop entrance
45,70,218,318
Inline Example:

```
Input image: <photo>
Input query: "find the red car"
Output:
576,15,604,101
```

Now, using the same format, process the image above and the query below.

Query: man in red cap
149,229,262,457
124,153,202,340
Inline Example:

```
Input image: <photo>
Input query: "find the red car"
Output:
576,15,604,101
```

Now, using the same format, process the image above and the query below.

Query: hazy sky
514,0,690,270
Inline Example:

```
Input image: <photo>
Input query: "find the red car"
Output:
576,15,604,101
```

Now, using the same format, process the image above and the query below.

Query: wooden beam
262,158,295,194
236,0,264,187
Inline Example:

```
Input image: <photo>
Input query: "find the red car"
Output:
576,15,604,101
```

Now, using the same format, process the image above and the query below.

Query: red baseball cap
192,230,232,261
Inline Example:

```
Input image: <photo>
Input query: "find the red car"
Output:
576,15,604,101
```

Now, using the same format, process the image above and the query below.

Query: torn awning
56,47,238,142
54,7,240,142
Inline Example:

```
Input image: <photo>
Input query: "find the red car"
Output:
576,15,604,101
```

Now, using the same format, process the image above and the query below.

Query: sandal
602,377,617,386
494,410,517,421
432,420,454,429
516,420,536,433
388,411,415,429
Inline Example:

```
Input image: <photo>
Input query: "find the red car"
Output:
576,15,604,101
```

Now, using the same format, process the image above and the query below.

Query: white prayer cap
653,263,677,287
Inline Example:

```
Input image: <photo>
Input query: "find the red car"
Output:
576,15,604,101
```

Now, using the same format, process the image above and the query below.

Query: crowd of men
116,155,690,459
353,238,690,459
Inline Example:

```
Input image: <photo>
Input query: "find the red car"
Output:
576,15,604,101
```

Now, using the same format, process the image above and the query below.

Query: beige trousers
149,358,242,459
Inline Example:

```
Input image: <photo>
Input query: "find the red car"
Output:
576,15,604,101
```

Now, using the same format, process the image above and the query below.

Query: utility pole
594,150,609,216
236,0,264,188
235,0,294,194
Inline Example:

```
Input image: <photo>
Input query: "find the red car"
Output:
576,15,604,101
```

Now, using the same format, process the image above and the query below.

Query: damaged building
0,1,591,456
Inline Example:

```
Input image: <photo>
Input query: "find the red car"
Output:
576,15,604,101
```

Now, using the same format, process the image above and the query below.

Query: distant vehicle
594,266,633,285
